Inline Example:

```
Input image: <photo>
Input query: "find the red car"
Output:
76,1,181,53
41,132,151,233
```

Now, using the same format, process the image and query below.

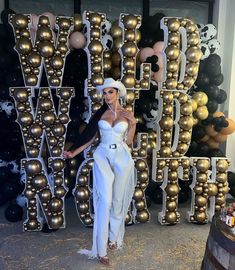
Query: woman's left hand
120,110,137,126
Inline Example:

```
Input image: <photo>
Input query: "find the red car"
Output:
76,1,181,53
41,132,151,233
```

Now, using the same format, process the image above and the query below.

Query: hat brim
96,79,127,97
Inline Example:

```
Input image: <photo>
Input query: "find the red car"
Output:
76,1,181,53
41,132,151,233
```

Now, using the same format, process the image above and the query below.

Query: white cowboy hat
96,78,127,97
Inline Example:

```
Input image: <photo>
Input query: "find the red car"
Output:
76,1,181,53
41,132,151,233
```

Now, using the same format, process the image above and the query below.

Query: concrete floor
0,198,210,270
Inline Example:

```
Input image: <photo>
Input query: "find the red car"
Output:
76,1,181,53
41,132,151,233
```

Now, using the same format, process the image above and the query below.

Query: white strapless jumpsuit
79,119,136,258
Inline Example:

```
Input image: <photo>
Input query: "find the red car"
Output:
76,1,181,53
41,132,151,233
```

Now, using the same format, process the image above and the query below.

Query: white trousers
79,142,136,258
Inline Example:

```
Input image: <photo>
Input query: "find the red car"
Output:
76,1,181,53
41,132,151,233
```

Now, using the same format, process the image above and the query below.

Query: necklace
107,103,117,119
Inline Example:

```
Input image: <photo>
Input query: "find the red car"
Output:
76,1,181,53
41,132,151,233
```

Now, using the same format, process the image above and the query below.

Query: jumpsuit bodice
98,120,128,145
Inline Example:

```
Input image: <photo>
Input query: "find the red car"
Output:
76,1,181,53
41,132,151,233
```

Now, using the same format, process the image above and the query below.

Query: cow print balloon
200,24,217,42
101,19,112,36
1,101,15,116
200,43,210,60
16,194,27,207
0,159,7,167
7,160,20,173
207,38,220,54
101,34,113,51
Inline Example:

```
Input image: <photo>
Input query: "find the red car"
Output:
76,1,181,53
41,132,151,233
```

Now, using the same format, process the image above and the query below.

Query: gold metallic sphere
37,26,52,41
74,187,90,202
168,32,180,44
16,37,32,54
74,14,83,31
123,15,138,29
196,159,210,172
38,41,55,57
166,200,177,211
135,160,147,171
208,184,218,196
165,45,180,60
25,160,42,176
160,116,174,130
51,159,65,171
51,56,64,70
133,188,144,201
136,209,149,223
216,160,229,172
12,14,28,29
26,219,39,230
194,186,203,195
58,18,71,30
48,198,63,212
159,146,172,157
40,189,52,202
110,25,122,38
195,195,207,207
165,184,179,196
168,18,180,31
77,202,89,213
89,13,102,25
167,60,179,72
122,42,137,57
27,52,41,68
197,173,207,182
54,186,66,198
169,160,179,170
165,211,177,223
194,211,206,223
88,40,103,54
48,214,64,229
122,75,135,88
216,173,227,183
42,112,56,125
186,46,202,62
14,88,29,102
179,116,194,130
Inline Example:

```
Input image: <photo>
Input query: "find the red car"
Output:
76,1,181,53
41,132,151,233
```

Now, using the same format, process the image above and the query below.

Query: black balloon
216,89,227,104
195,73,210,87
210,73,224,86
192,125,206,141
228,172,235,188
3,182,20,200
205,84,220,99
207,148,224,158
196,143,210,156
4,204,23,222
206,99,218,113
0,192,7,206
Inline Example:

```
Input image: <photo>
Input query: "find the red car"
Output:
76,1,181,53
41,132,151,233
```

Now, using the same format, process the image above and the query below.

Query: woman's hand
63,150,74,159
120,110,137,127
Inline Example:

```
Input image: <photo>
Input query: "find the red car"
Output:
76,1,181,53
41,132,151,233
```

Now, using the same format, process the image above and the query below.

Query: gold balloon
89,13,102,25
165,78,177,90
103,58,112,72
192,92,208,106
162,104,173,115
110,25,122,38
136,209,149,223
126,91,135,103
197,173,207,183
167,61,178,72
136,160,146,171
163,92,174,103
195,195,207,207
29,123,43,138
26,219,39,230
186,46,202,62
123,15,138,29
91,74,104,86
123,57,135,70
187,32,200,45
196,159,210,172
125,29,136,41
48,214,64,229
52,124,65,136
133,188,144,200
216,160,229,172
182,76,195,89
165,45,180,60
179,131,191,143
59,113,69,124
111,51,121,66
195,106,209,120
49,76,60,86
18,112,33,126
51,159,64,171
186,21,197,33
92,63,102,73
75,187,90,202
160,116,174,130
39,15,50,25
194,211,206,222
112,37,123,51
54,186,66,198
37,26,52,41
12,14,28,29
58,18,71,30
216,173,227,183
57,43,68,54
159,146,172,157
208,184,218,196
180,102,193,115
166,200,177,211
40,98,53,111
48,198,63,212
194,186,203,195
88,40,103,54
168,18,180,31
122,42,137,57
14,88,29,102
16,37,32,54
161,131,171,141
51,56,63,70
38,41,54,57
135,200,145,211
78,202,89,213
165,184,179,196
42,112,56,126
25,188,36,199
168,32,180,44
165,211,177,223
168,171,178,181
78,175,88,186
179,116,194,130
169,160,179,170
27,52,41,67
40,189,52,202
139,170,148,182
191,99,198,112
216,196,225,205
74,14,83,31
26,74,37,86
186,62,199,76
25,160,42,176
122,75,135,88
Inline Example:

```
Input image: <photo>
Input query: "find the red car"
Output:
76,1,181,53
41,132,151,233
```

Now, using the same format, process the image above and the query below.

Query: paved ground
0,198,210,270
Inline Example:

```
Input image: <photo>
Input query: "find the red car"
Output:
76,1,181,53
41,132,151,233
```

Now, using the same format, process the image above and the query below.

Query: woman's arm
120,110,137,145
63,132,98,159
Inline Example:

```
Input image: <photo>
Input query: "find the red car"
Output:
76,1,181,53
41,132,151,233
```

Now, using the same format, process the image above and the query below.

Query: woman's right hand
63,150,74,159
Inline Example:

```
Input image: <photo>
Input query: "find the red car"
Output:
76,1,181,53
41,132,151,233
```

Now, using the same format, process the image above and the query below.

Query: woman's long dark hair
69,103,108,151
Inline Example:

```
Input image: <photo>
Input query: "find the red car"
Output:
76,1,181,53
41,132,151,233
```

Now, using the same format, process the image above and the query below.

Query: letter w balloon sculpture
8,11,230,231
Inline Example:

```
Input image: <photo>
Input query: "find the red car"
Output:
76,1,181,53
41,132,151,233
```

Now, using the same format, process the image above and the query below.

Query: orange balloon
205,125,218,137
221,118,235,135
213,111,225,118
213,133,228,143
207,138,220,149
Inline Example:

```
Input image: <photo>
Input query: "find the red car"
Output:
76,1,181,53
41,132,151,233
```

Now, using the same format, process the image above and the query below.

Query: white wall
214,0,235,170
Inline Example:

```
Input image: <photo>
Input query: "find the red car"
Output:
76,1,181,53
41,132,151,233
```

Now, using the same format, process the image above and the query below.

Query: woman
63,78,137,266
